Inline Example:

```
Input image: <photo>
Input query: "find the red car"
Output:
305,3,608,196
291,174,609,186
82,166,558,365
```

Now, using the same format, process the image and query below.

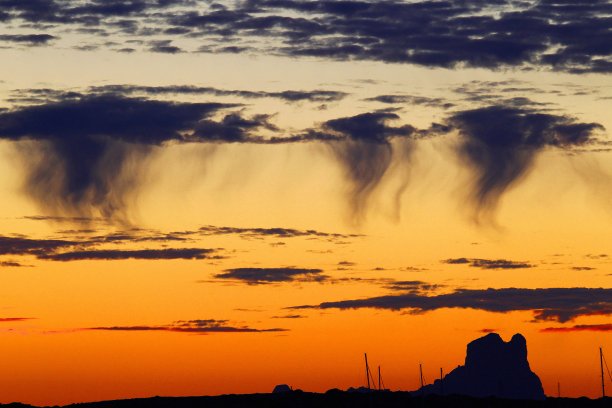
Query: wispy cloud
541,324,612,333
198,225,361,240
86,319,286,334
0,317,35,322
443,258,533,269
214,267,328,285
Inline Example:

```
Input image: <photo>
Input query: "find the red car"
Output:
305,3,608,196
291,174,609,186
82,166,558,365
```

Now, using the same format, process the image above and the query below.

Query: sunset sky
0,1,611,405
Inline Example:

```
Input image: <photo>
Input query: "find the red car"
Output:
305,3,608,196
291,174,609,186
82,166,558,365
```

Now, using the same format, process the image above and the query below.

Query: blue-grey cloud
290,287,612,323
0,34,56,45
0,94,232,217
449,106,604,218
9,85,348,106
2,1,609,73
0,234,219,261
39,248,216,261
316,112,415,220
0,235,77,256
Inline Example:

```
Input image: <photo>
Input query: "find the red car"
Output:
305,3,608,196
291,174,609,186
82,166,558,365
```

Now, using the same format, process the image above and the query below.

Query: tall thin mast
600,347,606,398
440,368,444,395
378,366,382,391
419,363,424,388
365,353,371,390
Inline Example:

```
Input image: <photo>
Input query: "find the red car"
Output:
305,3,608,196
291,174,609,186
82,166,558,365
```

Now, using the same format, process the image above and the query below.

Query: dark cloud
0,235,77,256
84,230,191,244
315,112,415,220
444,258,470,264
0,317,34,322
0,0,184,25
0,34,56,45
214,267,327,285
443,258,533,269
84,84,348,103
1,1,610,73
0,233,218,261
290,287,612,323
450,80,558,107
271,314,305,319
194,113,278,142
541,324,612,333
4,87,604,226
1,83,425,221
382,280,441,293
571,266,596,271
39,248,216,261
0,94,231,218
0,260,29,267
148,39,182,54
365,95,454,109
198,225,361,240
449,106,604,218
0,94,228,141
0,88,353,219
87,319,286,334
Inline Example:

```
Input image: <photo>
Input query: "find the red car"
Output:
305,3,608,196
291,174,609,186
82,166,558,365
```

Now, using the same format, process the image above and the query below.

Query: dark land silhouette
1,393,609,408
420,332,545,399
2,332,608,408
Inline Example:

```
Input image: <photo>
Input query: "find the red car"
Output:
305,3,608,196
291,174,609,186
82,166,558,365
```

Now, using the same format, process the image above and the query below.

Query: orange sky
0,1,611,405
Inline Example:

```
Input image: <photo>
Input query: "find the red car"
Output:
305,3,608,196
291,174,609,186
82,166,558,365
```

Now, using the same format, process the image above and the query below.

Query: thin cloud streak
443,258,533,269
214,267,327,285
39,248,217,261
86,319,286,334
541,324,612,333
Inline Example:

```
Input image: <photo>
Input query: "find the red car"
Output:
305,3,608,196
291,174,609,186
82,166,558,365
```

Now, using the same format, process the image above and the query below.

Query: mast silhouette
419,363,425,388
378,366,382,391
365,353,371,390
440,368,444,395
600,347,606,398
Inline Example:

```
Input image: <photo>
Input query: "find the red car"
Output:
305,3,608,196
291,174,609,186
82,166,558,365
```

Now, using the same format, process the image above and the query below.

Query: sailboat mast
419,363,424,388
365,353,371,390
378,366,382,391
600,347,606,398
440,368,444,395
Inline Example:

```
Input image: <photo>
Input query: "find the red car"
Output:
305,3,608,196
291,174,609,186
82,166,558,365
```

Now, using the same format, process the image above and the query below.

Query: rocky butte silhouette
421,332,545,400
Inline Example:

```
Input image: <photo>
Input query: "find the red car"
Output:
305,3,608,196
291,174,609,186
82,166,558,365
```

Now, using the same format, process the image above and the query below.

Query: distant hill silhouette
3,393,610,408
420,332,545,400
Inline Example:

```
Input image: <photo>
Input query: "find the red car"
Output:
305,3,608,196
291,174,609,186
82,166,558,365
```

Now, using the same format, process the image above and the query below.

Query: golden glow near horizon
1,2,611,405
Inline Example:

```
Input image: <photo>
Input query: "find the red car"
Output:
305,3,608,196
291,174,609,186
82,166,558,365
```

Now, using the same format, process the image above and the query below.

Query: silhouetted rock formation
273,384,293,393
421,333,545,400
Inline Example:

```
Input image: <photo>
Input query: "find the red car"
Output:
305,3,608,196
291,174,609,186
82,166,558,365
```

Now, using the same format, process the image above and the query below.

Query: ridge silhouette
420,332,545,400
